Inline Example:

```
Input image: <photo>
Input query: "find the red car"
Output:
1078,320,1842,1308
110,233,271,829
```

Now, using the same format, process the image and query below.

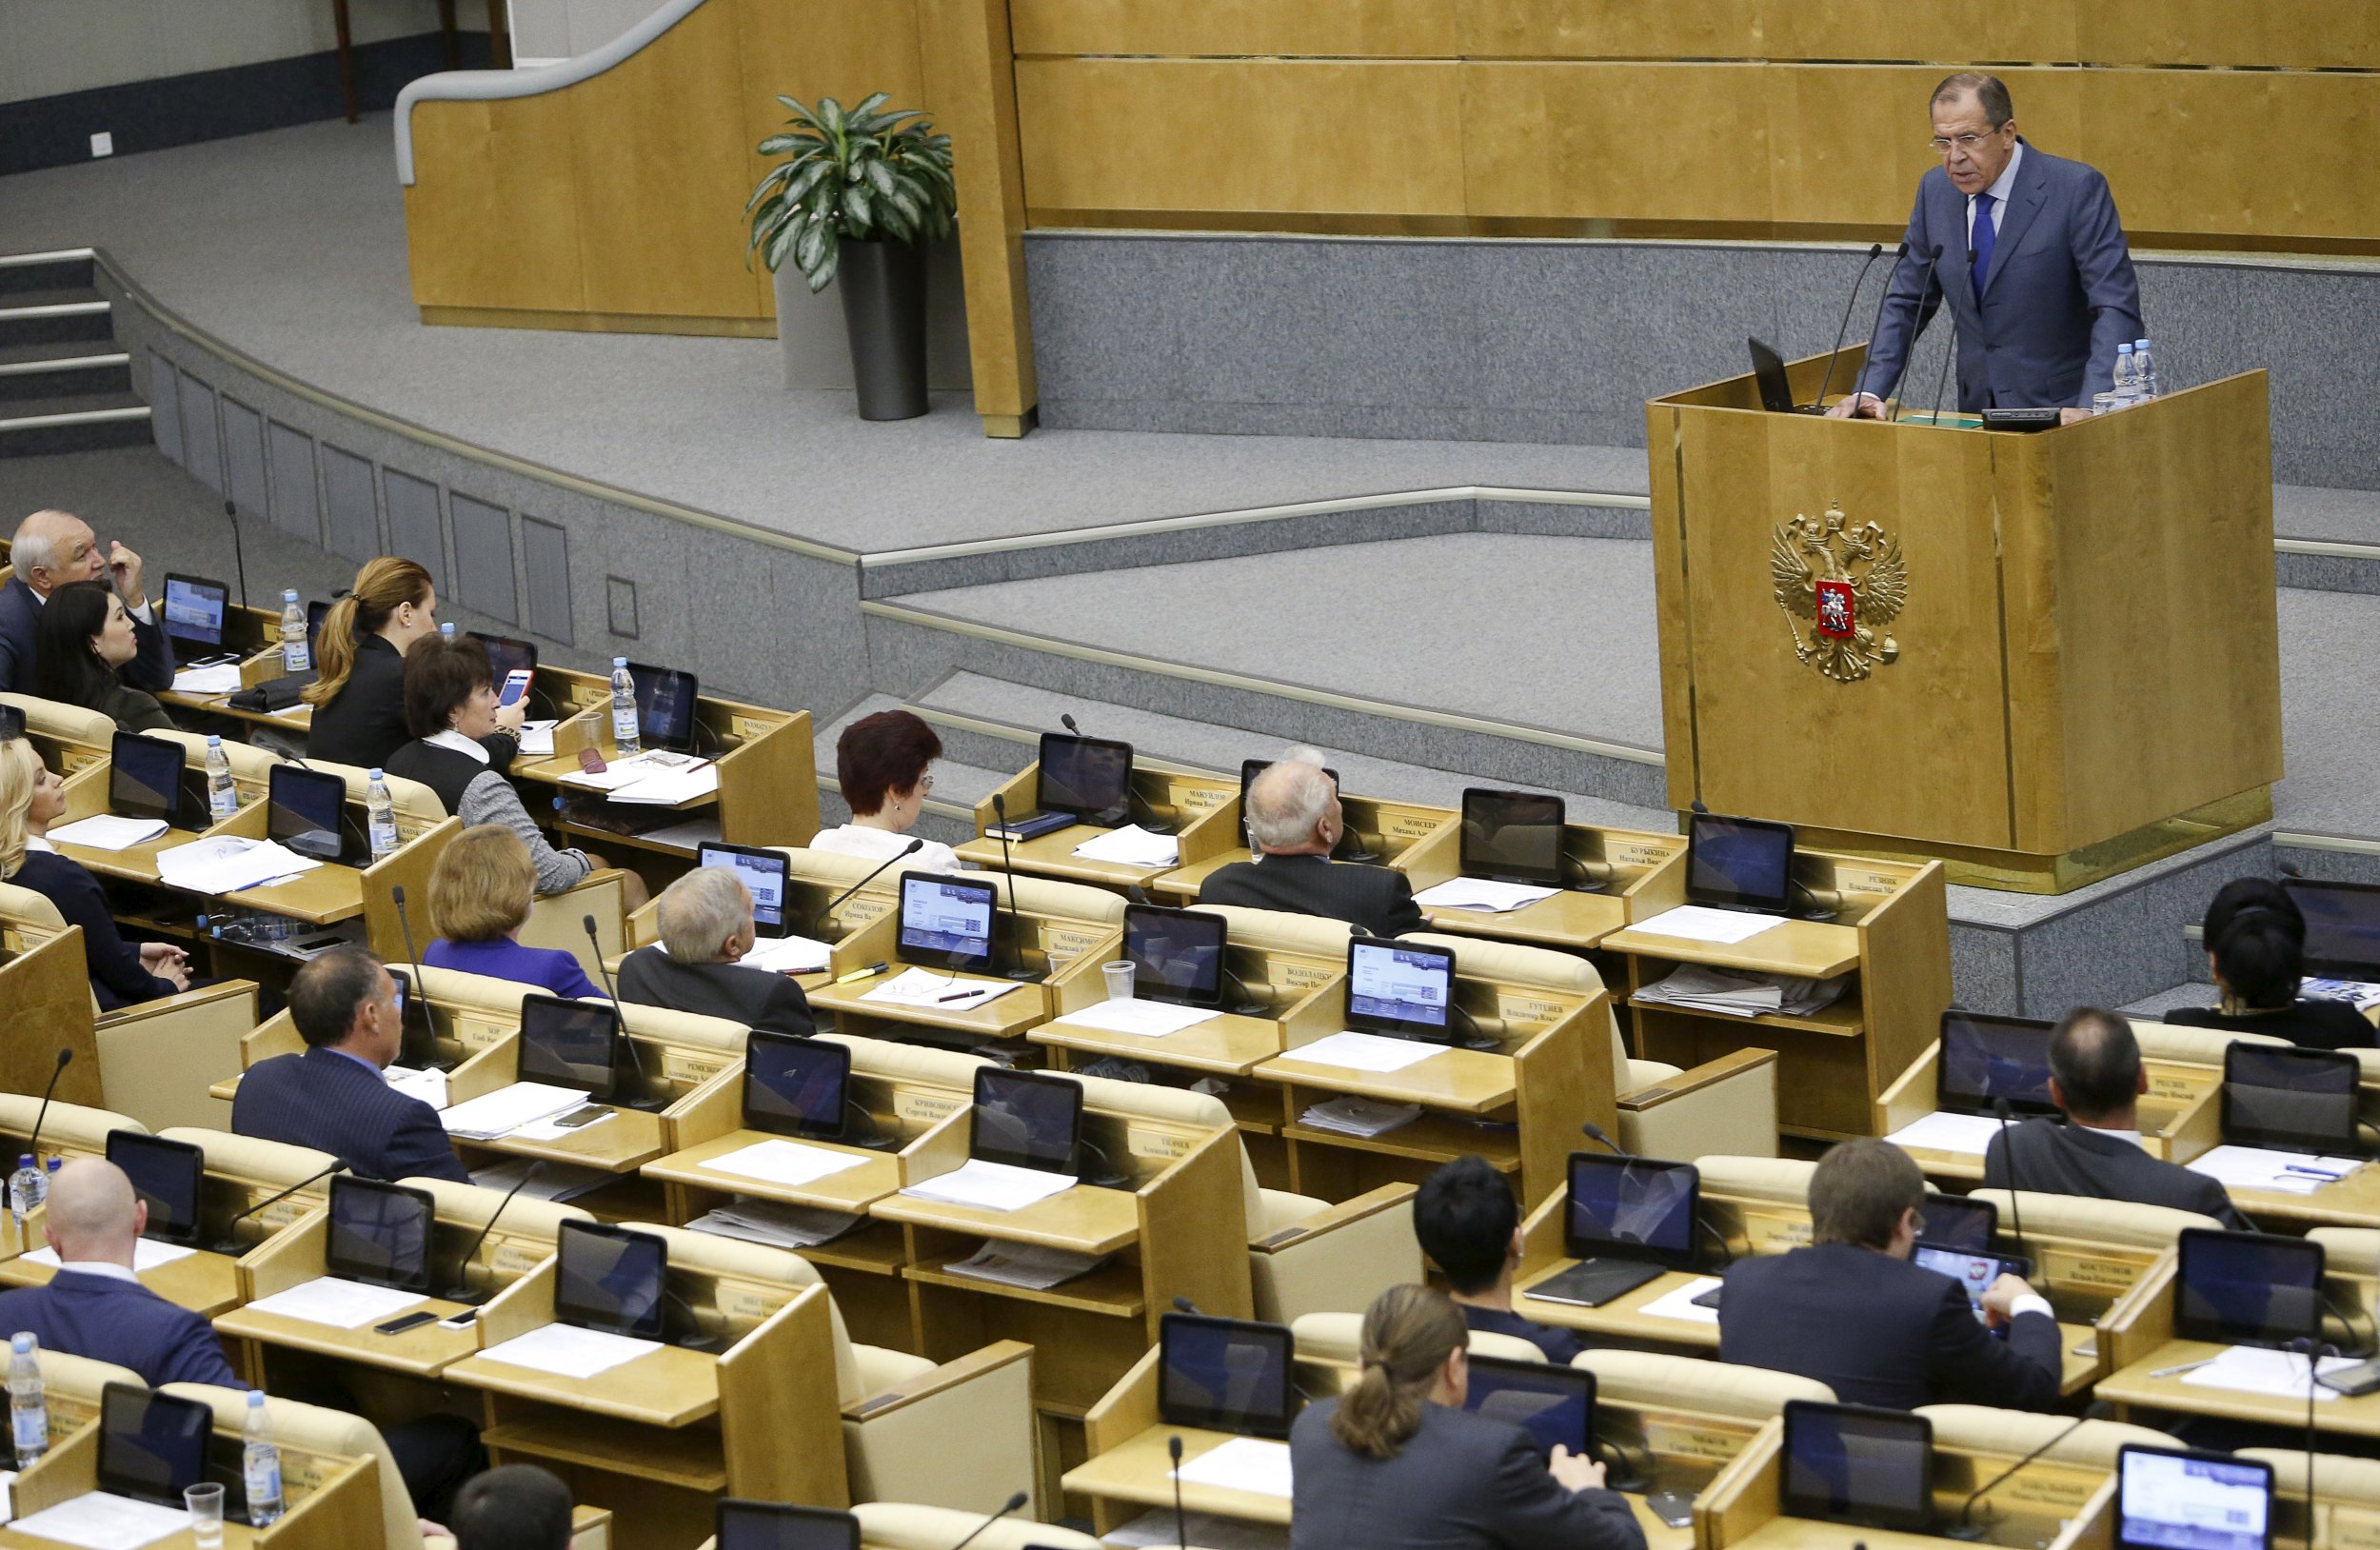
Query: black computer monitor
2285,878,2380,981
268,763,349,863
516,992,621,1102
469,632,538,684
105,1130,205,1248
1919,1191,1996,1253
970,1067,1081,1176
1781,1401,1934,1534
1684,811,1795,915
306,599,333,661
0,705,23,743
109,729,188,827
160,572,230,663
1037,732,1132,821
714,1501,862,1550
95,1383,213,1509
741,1032,849,1142
553,1220,667,1341
1935,1010,2059,1118
325,1176,436,1294
1749,337,1804,414
1123,902,1228,1008
2114,1446,2273,1550
1343,937,1457,1043
2175,1229,2323,1349
1463,1356,1595,1461
2221,1043,2361,1156
699,842,792,939
625,660,699,754
897,872,998,972
387,965,444,1071
1460,789,1567,886
1158,1312,1297,1440
1563,1153,1701,1269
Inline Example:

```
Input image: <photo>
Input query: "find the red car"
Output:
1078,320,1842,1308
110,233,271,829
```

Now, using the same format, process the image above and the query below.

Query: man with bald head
0,1157,239,1386
1198,750,1424,937
0,508,169,694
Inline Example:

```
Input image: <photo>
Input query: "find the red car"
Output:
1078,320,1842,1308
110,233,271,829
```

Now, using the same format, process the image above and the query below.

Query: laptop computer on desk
160,573,238,667
1750,338,1830,416
1526,1152,1702,1308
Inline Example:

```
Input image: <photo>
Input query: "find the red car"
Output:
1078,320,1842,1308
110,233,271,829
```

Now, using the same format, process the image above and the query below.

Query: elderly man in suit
618,864,814,1033
0,508,169,695
232,946,471,1183
1834,72,2143,424
1199,751,1424,938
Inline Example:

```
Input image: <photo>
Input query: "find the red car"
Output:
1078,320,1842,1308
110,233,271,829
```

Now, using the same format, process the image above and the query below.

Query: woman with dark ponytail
1290,1285,1644,1550
306,558,520,770
2168,879,2372,1049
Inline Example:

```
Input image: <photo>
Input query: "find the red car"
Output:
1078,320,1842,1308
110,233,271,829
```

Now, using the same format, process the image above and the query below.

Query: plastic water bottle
9,1334,45,1468
609,657,641,758
439,622,456,639
7,1155,40,1224
2112,342,2139,406
278,589,309,674
206,736,239,821
242,1390,284,1526
366,769,400,863
2133,338,2159,401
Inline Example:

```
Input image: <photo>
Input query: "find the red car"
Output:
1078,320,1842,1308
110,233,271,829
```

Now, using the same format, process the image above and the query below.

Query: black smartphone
374,1310,439,1336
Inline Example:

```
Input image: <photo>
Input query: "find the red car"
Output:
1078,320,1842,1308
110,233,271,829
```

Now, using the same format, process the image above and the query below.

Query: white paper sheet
899,1158,1077,1213
43,815,167,852
9,1491,191,1550
154,836,323,895
698,1139,865,1189
244,1275,428,1329
2187,1145,2363,1195
858,966,1018,1011
1638,1275,1725,1325
2178,1344,2358,1401
730,935,834,975
1283,1031,1441,1074
1070,825,1180,867
943,1239,1108,1290
1413,877,1561,913
1884,1111,2010,1157
169,664,245,695
1298,1096,1421,1137
385,1064,449,1111
1174,1436,1295,1500
1049,999,1222,1038
438,1081,591,1140
478,1322,662,1381
609,764,720,806
1629,905,1785,944
23,1240,196,1273
514,719,560,757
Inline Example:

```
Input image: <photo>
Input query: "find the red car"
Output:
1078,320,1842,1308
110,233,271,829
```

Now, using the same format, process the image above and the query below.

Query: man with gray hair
1198,750,1424,937
618,864,814,1032
0,508,170,693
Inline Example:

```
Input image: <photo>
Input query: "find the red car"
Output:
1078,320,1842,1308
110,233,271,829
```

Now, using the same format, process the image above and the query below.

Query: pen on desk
834,962,889,984
937,989,981,1004
2149,1358,2218,1379
2286,1163,2350,1177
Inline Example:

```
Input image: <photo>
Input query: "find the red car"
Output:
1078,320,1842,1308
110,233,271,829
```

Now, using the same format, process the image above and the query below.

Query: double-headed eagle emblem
1772,502,1907,683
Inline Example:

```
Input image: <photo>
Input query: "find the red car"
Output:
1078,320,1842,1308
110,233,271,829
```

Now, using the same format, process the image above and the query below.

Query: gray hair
1932,71,2013,129
9,510,74,578
658,865,751,963
1246,755,1336,851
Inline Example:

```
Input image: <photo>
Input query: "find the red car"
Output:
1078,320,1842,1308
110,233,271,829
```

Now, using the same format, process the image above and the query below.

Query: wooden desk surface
218,860,364,926
50,824,197,884
1255,1043,1516,1114
1424,890,1635,952
871,1178,1142,1256
0,1510,262,1548
1602,919,1862,980
2100,1339,2380,1436
448,1324,722,1427
512,752,715,809
809,969,1049,1038
643,1131,903,1213
955,824,1180,887
216,1291,479,1378
461,1103,667,1172
1031,1009,1284,1076
1728,1520,1969,1550
0,1246,245,1319
2227,1166,2380,1229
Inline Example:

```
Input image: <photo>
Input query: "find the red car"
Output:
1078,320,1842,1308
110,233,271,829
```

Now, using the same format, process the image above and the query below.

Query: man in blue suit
232,946,472,1183
1835,73,2143,422
0,1158,240,1387
0,509,171,695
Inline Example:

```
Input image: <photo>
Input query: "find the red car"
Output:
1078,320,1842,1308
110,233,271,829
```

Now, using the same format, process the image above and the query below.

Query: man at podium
1833,72,2142,423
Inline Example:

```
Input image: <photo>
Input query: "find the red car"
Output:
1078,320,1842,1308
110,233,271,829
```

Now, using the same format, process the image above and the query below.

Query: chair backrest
620,1221,863,1404
1196,904,1352,958
1965,1188,2224,1247
290,754,445,821
402,1175,595,1242
1915,1404,2176,1465
1574,1348,1835,1416
414,964,544,1015
1060,1067,1259,1225
2130,1019,2291,1065
149,730,277,786
159,1127,342,1189
993,872,1127,925
852,1504,1102,1550
0,1094,141,1152
0,881,67,929
161,1383,422,1550
1696,1155,1816,1205
614,998,749,1054
0,692,113,748
2236,1448,2380,1504
817,1032,986,1091
1289,1310,1544,1367
2309,1227,2380,1276
39,1348,144,1405
1401,930,1622,1057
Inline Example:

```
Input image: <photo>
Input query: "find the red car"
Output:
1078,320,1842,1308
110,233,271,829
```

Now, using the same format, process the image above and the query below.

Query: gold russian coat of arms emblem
1771,502,1907,683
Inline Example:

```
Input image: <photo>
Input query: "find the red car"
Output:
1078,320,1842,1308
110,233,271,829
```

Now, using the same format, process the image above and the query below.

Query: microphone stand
222,500,250,613
1849,241,1912,408
1812,242,1885,411
1929,250,1966,425
987,795,1041,983
211,1161,345,1255
1168,1435,1191,1550
584,916,652,1100
23,1048,72,1175
444,1160,545,1305
949,1489,1028,1550
811,839,922,939
1945,1412,2090,1540
1875,245,1948,412
1992,1098,2028,1265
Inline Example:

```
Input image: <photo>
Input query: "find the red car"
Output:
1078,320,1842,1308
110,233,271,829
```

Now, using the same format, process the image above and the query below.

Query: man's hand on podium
2059,407,2093,426
1827,392,1891,421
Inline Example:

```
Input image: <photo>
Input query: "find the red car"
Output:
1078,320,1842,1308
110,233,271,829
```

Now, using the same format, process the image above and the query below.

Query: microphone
23,1049,72,1174
1874,245,1947,410
1579,1121,1624,1155
948,1489,1028,1550
1929,266,1964,426
390,884,425,982
1812,242,1885,411
1849,241,1912,407
986,796,1040,983
222,500,250,613
1992,1099,2028,1262
584,915,651,1095
212,1160,344,1253
1168,1435,1191,1550
445,1160,545,1304
1946,1412,2087,1540
1172,1294,1201,1315
811,839,922,937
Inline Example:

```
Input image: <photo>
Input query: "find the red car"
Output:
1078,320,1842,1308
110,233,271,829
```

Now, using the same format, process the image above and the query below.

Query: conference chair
1290,1309,1547,1372
1574,1348,1835,1418
1916,1404,2177,1465
36,1348,146,1425
164,1382,426,1550
0,1093,144,1155
157,1127,344,1259
853,1506,1103,1550
0,691,114,754
2129,1019,2292,1065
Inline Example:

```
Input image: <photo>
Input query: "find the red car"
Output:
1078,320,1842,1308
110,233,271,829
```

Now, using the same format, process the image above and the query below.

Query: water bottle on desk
2112,341,2138,406
366,769,400,863
7,1155,40,1225
609,657,642,758
278,589,309,674
242,1389,284,1526
2133,338,2159,401
440,622,455,639
9,1333,45,1468
206,736,238,821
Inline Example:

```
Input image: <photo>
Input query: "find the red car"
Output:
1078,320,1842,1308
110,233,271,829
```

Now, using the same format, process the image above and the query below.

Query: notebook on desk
1526,1152,1702,1309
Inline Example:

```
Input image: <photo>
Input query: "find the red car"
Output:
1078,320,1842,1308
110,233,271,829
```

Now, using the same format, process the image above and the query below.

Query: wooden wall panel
920,0,1039,427
2085,70,2380,242
1763,4,2078,66
1465,62,1772,222
404,95,586,312
1465,1,1762,61
1014,0,1459,59
1763,67,2085,229
2078,1,2380,69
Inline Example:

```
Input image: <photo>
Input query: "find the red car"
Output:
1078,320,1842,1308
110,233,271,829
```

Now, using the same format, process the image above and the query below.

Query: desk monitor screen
161,572,229,657
268,763,349,863
388,966,444,1071
0,705,21,743
96,1383,213,1509
2175,1228,2323,1349
1564,1152,1700,1269
516,992,620,1101
625,660,699,754
1460,789,1567,887
1911,1244,2031,1314
1463,1356,1595,1461
742,1031,848,1142
715,1501,861,1550
1936,1010,2059,1118
105,1129,205,1248
699,841,791,938
2285,878,2380,981
970,1066,1081,1176
554,1220,667,1340
1920,1191,1995,1254
2116,1446,2273,1550
1123,902,1228,1008
1781,1401,1934,1534
1344,937,1456,1043
326,1176,436,1294
1036,731,1132,821
1684,811,1795,915
1749,337,1806,415
109,729,187,827
1158,1312,1297,1440
2222,1044,2360,1156
469,632,538,684
897,872,997,972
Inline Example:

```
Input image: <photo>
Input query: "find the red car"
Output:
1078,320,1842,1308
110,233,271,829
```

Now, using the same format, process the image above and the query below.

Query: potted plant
747,92,956,422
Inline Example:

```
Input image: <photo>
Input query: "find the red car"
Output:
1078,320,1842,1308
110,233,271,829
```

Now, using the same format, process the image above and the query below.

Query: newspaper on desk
689,1198,864,1249
1634,964,1847,1019
1299,1095,1421,1138
1411,877,1560,914
944,1238,1110,1290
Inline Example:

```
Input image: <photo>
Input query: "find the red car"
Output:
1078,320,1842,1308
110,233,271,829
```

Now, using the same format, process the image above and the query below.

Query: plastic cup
2091,391,2119,416
1101,961,1136,1001
186,1483,225,1549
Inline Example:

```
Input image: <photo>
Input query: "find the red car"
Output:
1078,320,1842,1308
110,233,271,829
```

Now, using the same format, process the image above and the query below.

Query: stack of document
1175,1436,1295,1499
1299,1095,1421,1137
2187,1145,2362,1195
1071,825,1180,867
45,813,167,851
468,1157,615,1202
169,663,246,694
515,718,561,757
1630,904,1785,944
1049,999,1222,1038
945,1238,1110,1289
23,1240,193,1273
1412,877,1560,913
859,966,1018,1011
733,934,834,975
440,1082,592,1141
386,1064,449,1110
900,1158,1077,1212
1284,1031,1441,1074
479,1322,660,1380
244,1275,427,1330
689,1198,864,1248
696,1138,864,1189
1882,1111,2008,1156
2179,1344,2358,1401
10,1491,192,1549
1634,964,1846,1019
563,751,720,805
155,835,323,894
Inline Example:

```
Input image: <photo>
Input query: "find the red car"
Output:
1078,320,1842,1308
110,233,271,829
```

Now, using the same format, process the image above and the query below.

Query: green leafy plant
746,92,956,294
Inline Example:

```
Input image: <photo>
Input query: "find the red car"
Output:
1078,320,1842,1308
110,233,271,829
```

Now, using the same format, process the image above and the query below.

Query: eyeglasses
918,773,935,793
1928,131,2003,156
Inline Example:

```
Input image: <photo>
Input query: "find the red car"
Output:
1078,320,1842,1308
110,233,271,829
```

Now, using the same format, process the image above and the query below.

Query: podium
1646,352,2281,892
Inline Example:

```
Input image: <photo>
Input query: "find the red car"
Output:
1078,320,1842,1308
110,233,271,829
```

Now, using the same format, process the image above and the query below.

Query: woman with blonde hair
421,824,605,999
306,557,521,770
1289,1284,1641,1550
0,737,187,1006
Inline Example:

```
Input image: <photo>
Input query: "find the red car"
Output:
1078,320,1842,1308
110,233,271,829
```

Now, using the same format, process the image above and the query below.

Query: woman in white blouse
810,709,967,873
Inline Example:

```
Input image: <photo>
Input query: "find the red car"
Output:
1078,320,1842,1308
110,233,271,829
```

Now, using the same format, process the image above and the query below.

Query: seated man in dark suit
1717,1138,2061,1411
617,866,813,1033
0,508,170,695
451,1463,574,1550
232,946,471,1183
1415,1156,1581,1362
0,1158,239,1387
1984,1006,2251,1228
1198,752,1423,938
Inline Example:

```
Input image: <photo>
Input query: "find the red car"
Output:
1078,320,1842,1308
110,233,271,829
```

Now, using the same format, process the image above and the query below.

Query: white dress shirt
56,1259,140,1284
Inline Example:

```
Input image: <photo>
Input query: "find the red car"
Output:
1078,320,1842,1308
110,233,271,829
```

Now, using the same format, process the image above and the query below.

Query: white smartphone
497,668,533,708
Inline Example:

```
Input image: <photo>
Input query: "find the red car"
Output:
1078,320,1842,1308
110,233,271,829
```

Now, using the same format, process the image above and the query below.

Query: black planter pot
837,236,929,421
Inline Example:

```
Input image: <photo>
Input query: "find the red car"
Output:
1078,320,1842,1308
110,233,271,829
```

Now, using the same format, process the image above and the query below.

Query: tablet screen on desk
1781,1401,1934,1534
1124,902,1227,1008
1460,788,1566,886
970,1066,1081,1175
105,1130,205,1248
554,1220,666,1340
716,1501,861,1550
1037,732,1132,820
162,572,228,653
2176,1228,2322,1349
517,992,620,1101
2284,878,2380,981
2116,1446,2273,1550
1684,811,1795,915
109,729,187,827
700,842,791,937
1464,1356,1594,1460
2223,1043,2361,1155
1935,1009,2058,1118
1564,1152,1700,1269
469,632,538,684
1159,1312,1296,1439
1344,937,1455,1043
625,660,699,754
307,599,332,661
326,1176,436,1293
268,762,350,863
743,1031,848,1141
96,1383,213,1508
898,872,997,972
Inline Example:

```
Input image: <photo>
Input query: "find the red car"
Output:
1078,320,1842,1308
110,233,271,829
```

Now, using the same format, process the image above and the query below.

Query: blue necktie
1970,193,1996,297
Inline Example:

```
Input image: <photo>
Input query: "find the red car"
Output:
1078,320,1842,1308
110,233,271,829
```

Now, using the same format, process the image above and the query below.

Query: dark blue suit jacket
0,1269,239,1388
0,576,172,697
10,849,175,1009
232,1046,471,1183
1857,142,2144,411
